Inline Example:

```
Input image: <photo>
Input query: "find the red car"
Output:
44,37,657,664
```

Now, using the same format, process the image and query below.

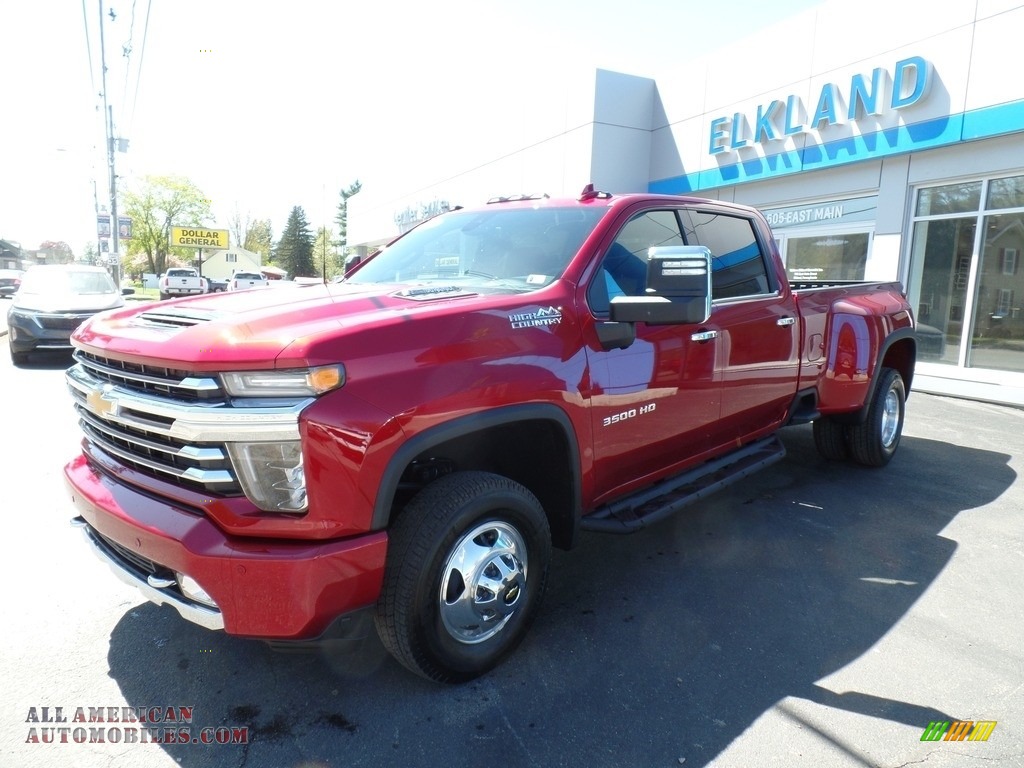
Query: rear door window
679,210,772,300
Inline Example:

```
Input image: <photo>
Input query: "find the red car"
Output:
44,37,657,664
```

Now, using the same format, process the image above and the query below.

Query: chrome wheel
848,367,905,467
439,521,528,644
880,385,901,448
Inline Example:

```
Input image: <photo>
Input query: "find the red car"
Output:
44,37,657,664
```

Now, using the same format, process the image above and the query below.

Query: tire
375,471,551,683
847,367,906,467
812,417,849,461
159,292,169,301
10,345,29,365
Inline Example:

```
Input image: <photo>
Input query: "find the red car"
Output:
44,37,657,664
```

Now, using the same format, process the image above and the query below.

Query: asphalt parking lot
1,344,1022,768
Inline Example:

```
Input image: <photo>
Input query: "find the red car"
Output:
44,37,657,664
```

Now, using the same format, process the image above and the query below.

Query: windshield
347,206,607,292
19,268,117,296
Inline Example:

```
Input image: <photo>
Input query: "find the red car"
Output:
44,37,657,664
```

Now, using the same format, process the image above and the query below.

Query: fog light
176,573,218,608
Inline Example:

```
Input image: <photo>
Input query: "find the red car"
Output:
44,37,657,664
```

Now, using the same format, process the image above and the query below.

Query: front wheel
375,471,551,683
847,367,906,467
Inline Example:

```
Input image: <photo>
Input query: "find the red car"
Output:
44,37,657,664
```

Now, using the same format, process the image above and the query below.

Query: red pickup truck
64,187,916,682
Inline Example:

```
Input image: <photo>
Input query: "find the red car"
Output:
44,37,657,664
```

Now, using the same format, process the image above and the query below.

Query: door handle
777,316,796,326
691,330,718,342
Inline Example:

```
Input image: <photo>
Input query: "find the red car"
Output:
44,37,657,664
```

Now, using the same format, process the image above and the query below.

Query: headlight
227,440,308,513
220,365,345,397
8,308,41,326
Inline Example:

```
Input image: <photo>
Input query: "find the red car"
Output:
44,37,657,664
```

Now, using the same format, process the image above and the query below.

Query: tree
313,226,341,280
243,218,273,262
275,206,315,278
37,241,74,264
228,207,251,252
81,242,98,266
122,175,213,276
334,179,362,254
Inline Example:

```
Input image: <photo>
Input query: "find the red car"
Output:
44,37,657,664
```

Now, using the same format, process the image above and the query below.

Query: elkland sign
708,56,932,155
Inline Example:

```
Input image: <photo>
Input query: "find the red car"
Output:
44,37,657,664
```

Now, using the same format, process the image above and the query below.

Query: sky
0,0,825,256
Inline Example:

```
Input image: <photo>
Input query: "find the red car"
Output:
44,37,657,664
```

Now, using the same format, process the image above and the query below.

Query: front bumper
64,453,388,639
7,310,90,352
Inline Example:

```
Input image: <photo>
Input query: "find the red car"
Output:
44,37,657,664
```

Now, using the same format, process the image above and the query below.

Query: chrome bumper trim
73,517,226,631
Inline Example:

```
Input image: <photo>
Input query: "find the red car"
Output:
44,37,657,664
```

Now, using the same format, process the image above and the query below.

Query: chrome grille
67,352,307,500
74,402,238,493
74,349,223,402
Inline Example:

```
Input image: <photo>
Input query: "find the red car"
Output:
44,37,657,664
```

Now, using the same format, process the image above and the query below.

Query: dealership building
348,0,1024,407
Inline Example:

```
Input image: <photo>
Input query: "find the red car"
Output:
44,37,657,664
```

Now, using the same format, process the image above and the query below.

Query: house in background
1,238,27,269
201,246,262,281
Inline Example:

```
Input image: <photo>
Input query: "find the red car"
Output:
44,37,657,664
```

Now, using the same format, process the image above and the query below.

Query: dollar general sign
170,227,230,250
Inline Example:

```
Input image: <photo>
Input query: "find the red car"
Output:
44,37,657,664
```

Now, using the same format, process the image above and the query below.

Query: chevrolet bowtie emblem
87,384,119,419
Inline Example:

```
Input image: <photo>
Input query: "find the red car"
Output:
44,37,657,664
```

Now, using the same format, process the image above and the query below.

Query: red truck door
582,208,728,501
680,208,801,441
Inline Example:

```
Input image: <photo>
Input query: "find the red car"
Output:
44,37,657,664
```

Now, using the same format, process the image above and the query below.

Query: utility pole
98,0,120,285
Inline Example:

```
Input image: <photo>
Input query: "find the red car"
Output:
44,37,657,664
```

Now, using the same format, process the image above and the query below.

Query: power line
120,0,138,110
127,0,153,136
80,0,97,99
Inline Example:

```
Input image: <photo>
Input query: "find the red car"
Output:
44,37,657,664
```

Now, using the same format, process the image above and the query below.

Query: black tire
847,367,906,467
812,417,849,461
159,292,169,301
10,345,29,365
375,471,551,683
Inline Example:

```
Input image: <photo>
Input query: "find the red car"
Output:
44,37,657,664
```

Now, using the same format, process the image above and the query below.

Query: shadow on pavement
104,424,1015,767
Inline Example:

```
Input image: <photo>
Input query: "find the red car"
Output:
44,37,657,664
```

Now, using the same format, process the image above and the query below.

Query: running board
581,436,786,533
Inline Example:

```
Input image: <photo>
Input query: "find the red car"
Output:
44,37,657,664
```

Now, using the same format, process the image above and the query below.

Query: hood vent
135,307,223,329
394,285,474,301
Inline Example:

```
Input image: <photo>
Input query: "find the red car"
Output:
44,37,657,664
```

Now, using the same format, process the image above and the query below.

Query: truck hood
72,282,485,370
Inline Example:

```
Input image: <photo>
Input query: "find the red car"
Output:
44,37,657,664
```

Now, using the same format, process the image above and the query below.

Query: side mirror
609,245,712,325
121,287,136,296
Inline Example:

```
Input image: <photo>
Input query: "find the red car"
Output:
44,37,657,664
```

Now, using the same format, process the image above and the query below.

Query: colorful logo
920,720,997,742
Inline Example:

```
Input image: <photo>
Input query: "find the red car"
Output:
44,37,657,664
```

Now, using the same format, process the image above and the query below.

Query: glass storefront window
910,173,1024,377
784,232,869,282
967,212,1024,372
910,218,976,364
915,181,981,216
986,175,1024,210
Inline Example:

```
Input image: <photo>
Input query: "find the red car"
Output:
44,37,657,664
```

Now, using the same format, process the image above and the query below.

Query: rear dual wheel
813,367,906,467
375,471,551,683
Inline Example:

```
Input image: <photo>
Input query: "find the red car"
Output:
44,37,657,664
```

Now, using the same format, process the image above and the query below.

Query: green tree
334,179,362,253
313,226,341,280
80,242,98,265
243,218,274,262
275,206,315,278
122,175,213,276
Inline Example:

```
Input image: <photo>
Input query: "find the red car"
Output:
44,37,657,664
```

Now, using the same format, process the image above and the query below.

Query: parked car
208,278,228,292
228,272,268,291
7,264,130,365
0,268,24,298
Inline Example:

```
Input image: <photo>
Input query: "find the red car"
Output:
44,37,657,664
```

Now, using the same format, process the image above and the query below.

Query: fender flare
847,326,917,424
371,403,583,533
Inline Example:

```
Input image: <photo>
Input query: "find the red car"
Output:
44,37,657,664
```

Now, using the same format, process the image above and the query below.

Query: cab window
588,210,684,314
680,210,772,299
